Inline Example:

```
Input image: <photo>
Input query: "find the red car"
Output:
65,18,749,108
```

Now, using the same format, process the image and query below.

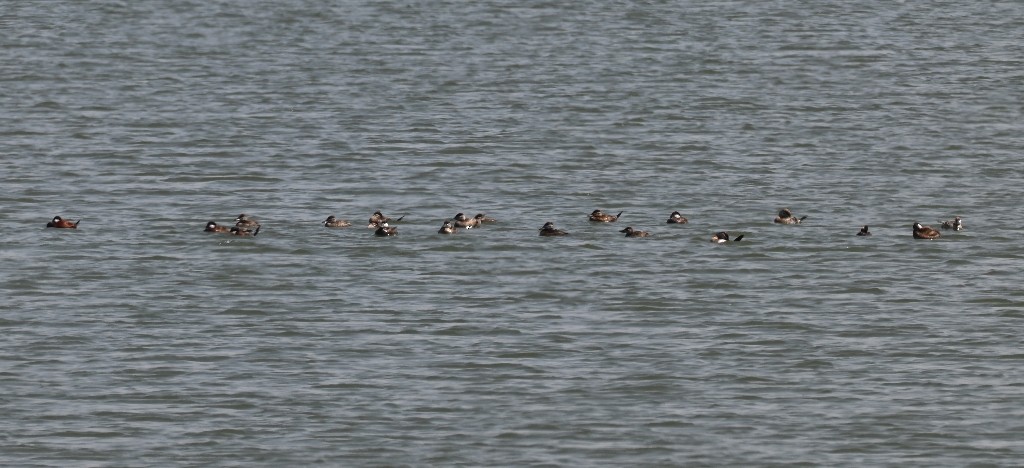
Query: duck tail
253,226,261,237
799,216,808,221
395,215,406,222
734,234,744,241
73,219,81,227
615,211,623,220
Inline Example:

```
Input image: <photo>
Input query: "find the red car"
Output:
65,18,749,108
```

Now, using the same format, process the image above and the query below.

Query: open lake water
2,1,1023,465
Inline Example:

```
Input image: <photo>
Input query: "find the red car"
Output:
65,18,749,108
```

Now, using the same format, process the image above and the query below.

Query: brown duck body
230,225,260,236
452,212,480,229
204,221,230,233
539,222,569,236
368,211,403,228
474,213,497,223
773,208,807,224
46,216,80,229
438,220,458,234
857,225,872,236
620,226,650,238
666,211,688,224
589,209,622,222
323,215,352,228
235,214,261,228
913,222,940,239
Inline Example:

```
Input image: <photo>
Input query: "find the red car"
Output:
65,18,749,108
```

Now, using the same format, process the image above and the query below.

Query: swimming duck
666,211,688,224
323,215,352,228
912,222,940,239
230,225,260,237
589,209,622,222
620,226,651,238
368,210,404,228
235,214,261,228
939,216,963,231
539,222,569,236
773,208,807,224
46,216,80,229
452,212,480,229
438,220,458,234
204,221,230,233
374,223,398,237
857,225,872,236
710,231,744,243
474,213,497,223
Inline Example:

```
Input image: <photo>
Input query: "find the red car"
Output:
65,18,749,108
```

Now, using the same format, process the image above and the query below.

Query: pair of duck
911,216,964,239
437,213,497,234
204,214,262,236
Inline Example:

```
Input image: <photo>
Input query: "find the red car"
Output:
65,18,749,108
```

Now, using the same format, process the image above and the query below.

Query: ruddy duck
374,223,398,237
474,213,497,223
912,222,940,239
589,209,622,222
857,225,872,236
452,212,480,229
230,225,260,237
710,231,744,243
204,221,230,233
773,208,807,224
368,210,404,228
940,216,963,231
46,216,80,229
620,226,651,238
323,215,352,228
438,220,458,234
235,214,261,228
539,222,569,236
666,211,688,224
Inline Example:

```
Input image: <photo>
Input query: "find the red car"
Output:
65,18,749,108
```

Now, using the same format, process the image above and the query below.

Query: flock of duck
45,210,966,242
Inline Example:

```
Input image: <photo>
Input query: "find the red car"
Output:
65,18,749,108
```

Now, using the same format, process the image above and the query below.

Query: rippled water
3,1,1024,465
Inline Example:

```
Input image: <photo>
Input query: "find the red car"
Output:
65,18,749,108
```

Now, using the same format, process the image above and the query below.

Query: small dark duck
539,221,569,237
230,225,260,237
666,211,688,224
857,225,872,236
204,221,230,233
620,226,651,238
323,215,352,228
912,222,940,239
773,208,807,225
374,223,398,237
710,231,744,243
452,212,480,229
474,213,497,223
438,220,458,234
46,216,80,229
235,214,261,228
589,209,622,222
368,210,404,228
939,216,963,231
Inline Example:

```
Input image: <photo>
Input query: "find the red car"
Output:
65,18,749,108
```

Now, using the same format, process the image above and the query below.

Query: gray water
3,1,1023,465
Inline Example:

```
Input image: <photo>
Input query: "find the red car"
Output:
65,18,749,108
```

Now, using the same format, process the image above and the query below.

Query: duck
474,213,497,223
46,216,80,229
773,208,807,224
323,215,352,228
452,212,481,229
666,211,688,224
912,222,940,239
368,210,404,228
619,226,651,238
235,214,261,228
939,216,963,231
857,225,872,236
204,221,230,233
374,223,398,237
438,220,458,234
230,225,260,237
539,222,569,236
710,231,744,243
589,209,622,222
